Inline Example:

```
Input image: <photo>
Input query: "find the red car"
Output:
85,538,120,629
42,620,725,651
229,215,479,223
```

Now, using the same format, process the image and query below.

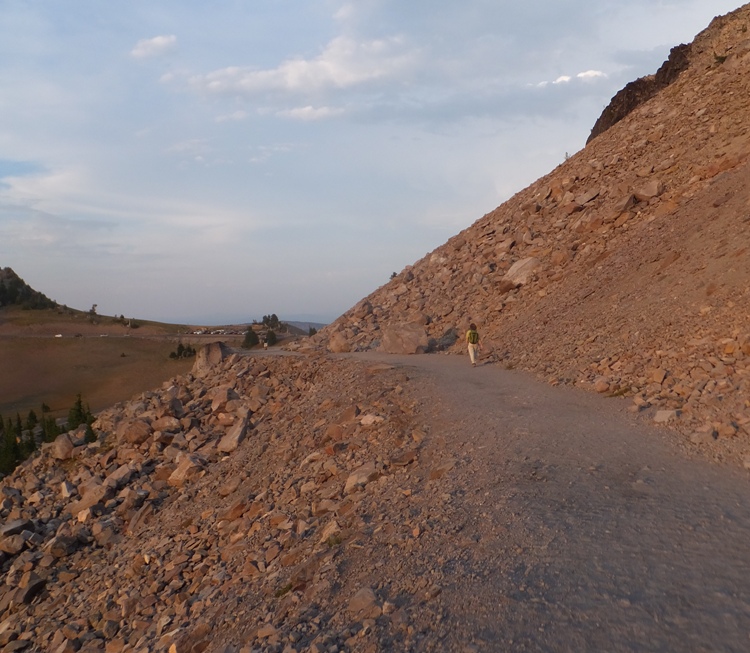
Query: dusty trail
350,352,750,652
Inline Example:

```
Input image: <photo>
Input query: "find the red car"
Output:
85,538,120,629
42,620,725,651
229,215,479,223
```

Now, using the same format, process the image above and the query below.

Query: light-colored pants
468,343,478,364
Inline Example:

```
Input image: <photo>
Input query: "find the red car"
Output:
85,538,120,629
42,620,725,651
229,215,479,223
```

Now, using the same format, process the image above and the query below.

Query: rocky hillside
315,3,750,454
0,268,56,310
3,6,750,653
0,344,461,651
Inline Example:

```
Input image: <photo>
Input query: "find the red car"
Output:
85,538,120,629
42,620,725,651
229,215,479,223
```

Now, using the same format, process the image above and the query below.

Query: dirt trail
349,352,750,652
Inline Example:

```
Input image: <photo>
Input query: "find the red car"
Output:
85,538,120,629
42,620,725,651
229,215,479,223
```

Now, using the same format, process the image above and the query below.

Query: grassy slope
0,307,195,419
0,306,186,336
0,337,195,419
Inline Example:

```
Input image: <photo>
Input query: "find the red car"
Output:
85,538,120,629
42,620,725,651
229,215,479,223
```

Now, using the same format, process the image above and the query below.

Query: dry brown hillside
315,3,750,458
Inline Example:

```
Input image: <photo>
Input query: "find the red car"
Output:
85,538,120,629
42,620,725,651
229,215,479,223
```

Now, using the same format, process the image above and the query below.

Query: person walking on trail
466,323,480,366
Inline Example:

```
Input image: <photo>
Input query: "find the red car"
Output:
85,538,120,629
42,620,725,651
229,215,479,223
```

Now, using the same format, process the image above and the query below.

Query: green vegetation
243,327,260,348
0,393,96,476
67,393,94,433
308,326,317,336
274,583,293,598
261,314,280,330
0,416,22,475
325,534,343,548
265,329,277,346
169,342,196,359
0,267,57,309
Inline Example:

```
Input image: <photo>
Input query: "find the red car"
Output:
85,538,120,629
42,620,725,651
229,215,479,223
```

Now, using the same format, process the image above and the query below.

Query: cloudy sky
0,1,743,324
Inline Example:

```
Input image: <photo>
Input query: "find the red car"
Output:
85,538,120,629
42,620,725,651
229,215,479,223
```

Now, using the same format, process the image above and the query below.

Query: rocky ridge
312,3,750,464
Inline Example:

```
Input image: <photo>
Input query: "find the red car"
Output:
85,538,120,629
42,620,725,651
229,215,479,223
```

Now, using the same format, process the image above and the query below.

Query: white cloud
577,69,607,80
533,70,607,88
130,35,177,59
277,106,345,121
215,110,248,123
333,3,356,23
187,35,417,96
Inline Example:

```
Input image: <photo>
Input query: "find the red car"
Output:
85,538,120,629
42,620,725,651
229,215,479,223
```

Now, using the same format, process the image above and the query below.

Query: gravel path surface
350,351,750,652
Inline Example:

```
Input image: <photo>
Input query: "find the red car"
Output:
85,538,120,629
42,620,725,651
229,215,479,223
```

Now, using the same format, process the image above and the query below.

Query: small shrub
274,583,293,598
266,330,277,346
326,534,343,548
170,343,196,359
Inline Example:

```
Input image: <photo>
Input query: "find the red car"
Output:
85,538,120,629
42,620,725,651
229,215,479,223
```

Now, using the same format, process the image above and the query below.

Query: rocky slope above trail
311,3,750,461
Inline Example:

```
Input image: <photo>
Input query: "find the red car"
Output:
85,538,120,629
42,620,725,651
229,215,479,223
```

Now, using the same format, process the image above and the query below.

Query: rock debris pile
0,345,475,652
314,4,750,463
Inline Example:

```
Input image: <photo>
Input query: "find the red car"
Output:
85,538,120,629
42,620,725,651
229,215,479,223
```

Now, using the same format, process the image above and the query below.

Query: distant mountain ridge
0,267,57,309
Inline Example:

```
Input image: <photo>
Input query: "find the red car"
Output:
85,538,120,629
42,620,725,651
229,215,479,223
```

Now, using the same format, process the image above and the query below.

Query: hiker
466,323,480,366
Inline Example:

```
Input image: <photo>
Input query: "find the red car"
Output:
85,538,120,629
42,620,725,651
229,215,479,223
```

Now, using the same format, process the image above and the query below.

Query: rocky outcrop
587,43,692,143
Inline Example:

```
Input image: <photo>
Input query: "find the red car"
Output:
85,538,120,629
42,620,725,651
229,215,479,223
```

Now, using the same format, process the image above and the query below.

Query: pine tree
42,416,60,443
25,409,38,432
67,394,93,432
0,418,21,475
84,423,97,443
243,327,259,348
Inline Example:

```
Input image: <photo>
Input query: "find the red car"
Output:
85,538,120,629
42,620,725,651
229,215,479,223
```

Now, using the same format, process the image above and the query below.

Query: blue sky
0,0,743,324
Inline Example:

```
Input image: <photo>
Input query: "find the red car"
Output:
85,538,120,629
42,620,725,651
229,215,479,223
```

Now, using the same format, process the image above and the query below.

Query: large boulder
192,341,232,377
52,433,75,460
217,417,250,453
328,331,351,353
116,419,153,446
168,453,205,488
379,324,429,354
502,257,542,287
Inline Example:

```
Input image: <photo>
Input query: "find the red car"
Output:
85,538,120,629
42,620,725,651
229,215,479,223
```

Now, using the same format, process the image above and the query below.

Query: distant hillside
0,267,57,310
286,320,327,334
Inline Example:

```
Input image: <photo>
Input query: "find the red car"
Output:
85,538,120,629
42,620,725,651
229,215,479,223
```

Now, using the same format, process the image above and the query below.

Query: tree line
0,394,95,476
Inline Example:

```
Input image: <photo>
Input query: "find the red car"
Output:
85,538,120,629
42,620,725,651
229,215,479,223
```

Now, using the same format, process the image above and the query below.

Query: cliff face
586,43,692,144
316,3,750,444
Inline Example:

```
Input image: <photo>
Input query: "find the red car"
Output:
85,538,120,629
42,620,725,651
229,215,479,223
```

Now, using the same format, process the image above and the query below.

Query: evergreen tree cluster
261,314,280,330
0,267,57,309
169,342,196,359
0,394,95,476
